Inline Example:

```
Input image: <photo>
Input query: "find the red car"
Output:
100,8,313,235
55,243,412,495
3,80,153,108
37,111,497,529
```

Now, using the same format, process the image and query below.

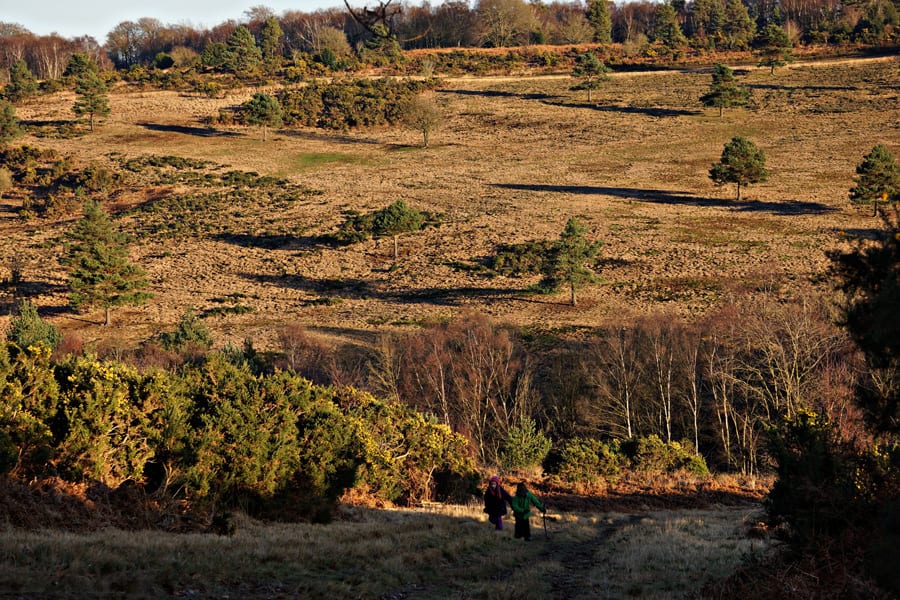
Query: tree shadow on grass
213,232,338,251
555,102,702,118
246,273,376,297
20,119,73,128
245,272,543,306
279,129,382,145
443,89,518,98
137,122,242,138
748,83,861,92
493,184,839,215
443,88,696,118
443,89,565,102
837,227,893,241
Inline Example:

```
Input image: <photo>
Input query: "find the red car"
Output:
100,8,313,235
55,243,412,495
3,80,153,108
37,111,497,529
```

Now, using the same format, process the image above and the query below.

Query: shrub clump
620,435,710,476
489,240,556,277
6,300,61,352
0,342,477,522
156,307,213,352
554,437,624,486
499,417,551,473
276,77,438,130
331,200,440,246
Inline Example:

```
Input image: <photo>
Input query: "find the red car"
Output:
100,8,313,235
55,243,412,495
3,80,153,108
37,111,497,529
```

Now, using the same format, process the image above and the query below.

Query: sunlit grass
293,152,360,169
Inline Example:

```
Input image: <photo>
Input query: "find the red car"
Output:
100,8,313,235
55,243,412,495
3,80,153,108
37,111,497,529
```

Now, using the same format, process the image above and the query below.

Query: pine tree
4,60,38,103
64,53,99,81
688,0,725,47
850,145,900,216
722,0,755,49
586,0,612,43
700,63,750,117
243,92,282,141
201,42,229,69
0,100,23,146
754,23,794,74
544,217,602,306
651,2,687,47
260,16,284,70
226,25,262,76
570,52,610,103
709,136,769,201
64,199,151,326
72,70,110,132
372,200,425,259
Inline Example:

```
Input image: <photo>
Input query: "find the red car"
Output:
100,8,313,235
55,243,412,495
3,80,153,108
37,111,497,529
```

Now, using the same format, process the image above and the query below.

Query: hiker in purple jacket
483,475,512,530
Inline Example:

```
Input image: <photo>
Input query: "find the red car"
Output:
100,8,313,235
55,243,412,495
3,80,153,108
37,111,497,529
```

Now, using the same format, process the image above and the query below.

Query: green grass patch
293,152,359,169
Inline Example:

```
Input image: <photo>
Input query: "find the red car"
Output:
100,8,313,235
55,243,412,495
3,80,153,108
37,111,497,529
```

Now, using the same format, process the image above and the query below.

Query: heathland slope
3,56,897,350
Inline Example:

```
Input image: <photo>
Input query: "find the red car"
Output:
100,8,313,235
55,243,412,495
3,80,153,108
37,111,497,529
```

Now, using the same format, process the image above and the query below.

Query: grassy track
0,503,770,599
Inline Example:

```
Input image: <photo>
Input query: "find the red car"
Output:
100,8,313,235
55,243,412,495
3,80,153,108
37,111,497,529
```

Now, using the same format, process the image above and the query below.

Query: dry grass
0,502,771,599
3,56,898,351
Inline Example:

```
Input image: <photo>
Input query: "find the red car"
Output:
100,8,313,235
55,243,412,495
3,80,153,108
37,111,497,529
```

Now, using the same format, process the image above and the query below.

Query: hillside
3,55,897,352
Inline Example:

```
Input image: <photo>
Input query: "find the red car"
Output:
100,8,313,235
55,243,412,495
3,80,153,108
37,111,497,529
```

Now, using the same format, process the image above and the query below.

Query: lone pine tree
373,200,426,259
64,199,151,326
754,24,794,74
72,70,110,132
700,63,749,117
850,144,899,216
545,217,602,306
570,52,610,102
709,136,768,201
0,100,22,146
244,92,282,141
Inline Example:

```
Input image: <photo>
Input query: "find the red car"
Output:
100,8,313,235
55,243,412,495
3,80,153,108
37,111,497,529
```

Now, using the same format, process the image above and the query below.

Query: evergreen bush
157,307,213,352
555,437,623,485
499,417,551,472
766,410,861,546
6,300,61,351
620,435,709,476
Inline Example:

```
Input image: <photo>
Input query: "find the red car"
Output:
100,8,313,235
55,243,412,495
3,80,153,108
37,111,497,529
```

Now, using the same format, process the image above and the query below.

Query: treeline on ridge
1,0,898,84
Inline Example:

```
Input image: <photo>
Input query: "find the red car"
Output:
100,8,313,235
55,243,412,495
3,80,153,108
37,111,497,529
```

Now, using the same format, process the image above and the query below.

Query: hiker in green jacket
510,482,545,541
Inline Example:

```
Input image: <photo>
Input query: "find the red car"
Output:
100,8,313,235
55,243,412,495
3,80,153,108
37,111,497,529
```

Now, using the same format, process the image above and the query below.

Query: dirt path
542,513,648,599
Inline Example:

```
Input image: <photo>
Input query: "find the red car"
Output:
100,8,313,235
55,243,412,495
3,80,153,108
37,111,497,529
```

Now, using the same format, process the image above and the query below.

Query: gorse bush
276,78,438,130
489,240,555,277
620,435,709,476
331,200,438,247
766,410,867,546
554,437,624,486
0,344,59,477
552,435,708,487
54,357,154,485
0,342,477,520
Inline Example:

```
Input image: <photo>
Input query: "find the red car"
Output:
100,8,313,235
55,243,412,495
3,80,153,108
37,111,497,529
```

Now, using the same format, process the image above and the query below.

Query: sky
2,0,347,42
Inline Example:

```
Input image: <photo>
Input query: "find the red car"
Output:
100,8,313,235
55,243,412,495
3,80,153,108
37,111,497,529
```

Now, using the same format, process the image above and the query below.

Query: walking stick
542,511,549,539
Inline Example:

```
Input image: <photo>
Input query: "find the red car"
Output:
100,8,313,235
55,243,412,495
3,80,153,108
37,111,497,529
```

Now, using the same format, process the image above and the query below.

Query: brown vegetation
3,56,895,352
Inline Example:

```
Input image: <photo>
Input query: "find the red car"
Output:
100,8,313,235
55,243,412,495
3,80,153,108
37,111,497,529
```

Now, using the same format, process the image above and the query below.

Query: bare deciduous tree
402,93,442,148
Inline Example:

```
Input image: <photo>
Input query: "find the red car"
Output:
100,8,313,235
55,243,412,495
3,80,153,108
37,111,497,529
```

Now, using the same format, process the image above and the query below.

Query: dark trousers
514,516,531,540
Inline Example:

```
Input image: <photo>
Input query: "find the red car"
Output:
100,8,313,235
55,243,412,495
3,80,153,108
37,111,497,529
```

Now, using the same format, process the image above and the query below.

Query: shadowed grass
0,504,772,599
